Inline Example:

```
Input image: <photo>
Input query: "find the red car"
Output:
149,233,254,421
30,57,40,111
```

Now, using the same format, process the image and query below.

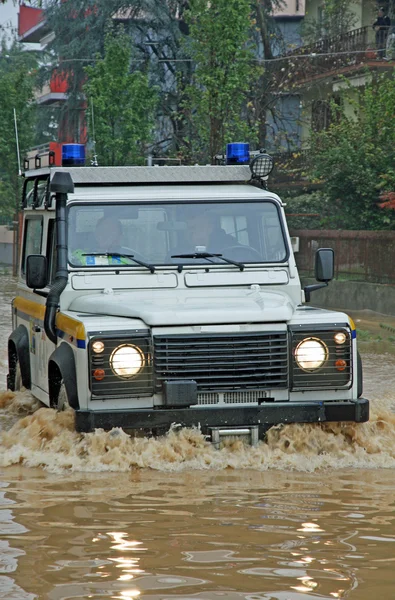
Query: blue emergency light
226,142,250,165
62,144,85,167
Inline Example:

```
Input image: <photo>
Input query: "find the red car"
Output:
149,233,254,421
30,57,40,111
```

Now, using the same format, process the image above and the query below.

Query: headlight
291,327,352,391
109,344,145,378
295,337,328,371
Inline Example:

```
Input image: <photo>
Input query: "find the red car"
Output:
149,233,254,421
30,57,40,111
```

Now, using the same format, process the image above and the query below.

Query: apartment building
18,0,84,162
286,0,393,145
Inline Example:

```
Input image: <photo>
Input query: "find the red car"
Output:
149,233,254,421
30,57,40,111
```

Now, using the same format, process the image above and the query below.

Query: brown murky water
2,276,395,599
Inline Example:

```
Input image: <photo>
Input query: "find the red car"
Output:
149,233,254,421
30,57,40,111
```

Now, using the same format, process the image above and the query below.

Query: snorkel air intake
44,171,74,345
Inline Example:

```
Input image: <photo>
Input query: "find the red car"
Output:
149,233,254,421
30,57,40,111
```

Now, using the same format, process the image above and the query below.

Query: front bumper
75,398,369,434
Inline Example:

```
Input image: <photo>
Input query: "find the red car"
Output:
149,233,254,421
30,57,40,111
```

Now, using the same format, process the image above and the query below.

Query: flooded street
1,276,395,599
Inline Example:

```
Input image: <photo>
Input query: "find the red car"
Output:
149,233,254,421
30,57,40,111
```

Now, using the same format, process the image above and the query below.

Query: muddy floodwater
2,275,395,599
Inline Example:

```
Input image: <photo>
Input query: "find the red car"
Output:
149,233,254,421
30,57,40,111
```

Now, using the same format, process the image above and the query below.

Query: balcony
18,2,51,43
35,71,68,105
274,26,392,88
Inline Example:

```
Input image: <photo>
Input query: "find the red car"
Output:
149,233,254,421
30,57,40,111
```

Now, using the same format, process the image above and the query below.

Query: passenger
71,216,131,265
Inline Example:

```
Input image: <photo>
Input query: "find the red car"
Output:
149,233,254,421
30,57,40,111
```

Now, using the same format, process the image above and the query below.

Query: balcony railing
273,26,382,86
292,26,370,57
25,1,52,7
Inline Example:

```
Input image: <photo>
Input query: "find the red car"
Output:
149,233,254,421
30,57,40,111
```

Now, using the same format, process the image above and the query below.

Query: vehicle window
21,217,43,276
67,201,287,267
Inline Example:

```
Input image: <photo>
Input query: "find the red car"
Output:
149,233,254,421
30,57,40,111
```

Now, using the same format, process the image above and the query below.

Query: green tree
182,0,261,163
36,0,297,157
309,72,395,230
83,28,158,166
0,42,37,221
43,0,189,153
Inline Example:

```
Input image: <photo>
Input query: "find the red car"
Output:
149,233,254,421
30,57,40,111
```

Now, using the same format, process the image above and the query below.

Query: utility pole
13,108,21,277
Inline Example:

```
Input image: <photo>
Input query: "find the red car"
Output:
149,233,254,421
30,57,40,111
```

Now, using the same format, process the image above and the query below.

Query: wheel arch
48,342,79,409
8,325,31,390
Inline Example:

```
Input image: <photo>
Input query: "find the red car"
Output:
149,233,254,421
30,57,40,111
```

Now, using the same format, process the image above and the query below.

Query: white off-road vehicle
7,144,368,442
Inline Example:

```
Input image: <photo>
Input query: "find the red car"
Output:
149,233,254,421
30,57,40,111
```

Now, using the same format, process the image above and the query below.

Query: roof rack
23,165,252,185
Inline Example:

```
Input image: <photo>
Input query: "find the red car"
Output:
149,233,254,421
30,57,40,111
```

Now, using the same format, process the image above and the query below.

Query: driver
170,210,236,257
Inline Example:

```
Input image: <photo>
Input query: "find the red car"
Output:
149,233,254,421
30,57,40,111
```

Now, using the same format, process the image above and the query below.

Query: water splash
1,390,395,474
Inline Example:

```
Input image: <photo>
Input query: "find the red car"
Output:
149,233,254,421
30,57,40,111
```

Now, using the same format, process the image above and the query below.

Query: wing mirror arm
304,282,328,303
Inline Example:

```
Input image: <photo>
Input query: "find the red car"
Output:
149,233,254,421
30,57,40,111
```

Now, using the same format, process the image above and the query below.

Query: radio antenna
90,98,99,167
13,108,22,176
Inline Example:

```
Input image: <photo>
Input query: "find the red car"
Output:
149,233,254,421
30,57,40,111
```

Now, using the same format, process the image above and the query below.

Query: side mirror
315,248,334,282
26,255,48,289
304,247,335,303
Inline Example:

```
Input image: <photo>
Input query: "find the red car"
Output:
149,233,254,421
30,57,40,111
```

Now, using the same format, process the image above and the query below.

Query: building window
312,97,341,132
312,100,331,132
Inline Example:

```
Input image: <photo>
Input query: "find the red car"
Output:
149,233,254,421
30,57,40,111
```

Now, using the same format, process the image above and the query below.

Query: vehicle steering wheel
221,245,263,261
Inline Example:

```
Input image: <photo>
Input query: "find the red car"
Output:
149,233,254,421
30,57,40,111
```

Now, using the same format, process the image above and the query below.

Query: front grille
153,332,288,391
198,392,219,405
224,390,265,403
291,327,352,390
196,391,268,405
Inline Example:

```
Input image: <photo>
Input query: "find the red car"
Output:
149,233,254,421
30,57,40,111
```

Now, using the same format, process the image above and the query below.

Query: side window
21,217,43,276
46,219,57,284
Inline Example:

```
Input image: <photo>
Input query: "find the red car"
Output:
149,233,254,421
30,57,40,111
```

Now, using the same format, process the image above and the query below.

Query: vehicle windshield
67,200,288,267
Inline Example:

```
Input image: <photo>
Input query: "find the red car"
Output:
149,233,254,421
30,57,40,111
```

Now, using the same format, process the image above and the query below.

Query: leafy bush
309,71,395,230
282,190,350,230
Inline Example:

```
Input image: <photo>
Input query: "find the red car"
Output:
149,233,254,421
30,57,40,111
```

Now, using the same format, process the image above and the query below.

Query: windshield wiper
171,252,244,271
81,252,155,273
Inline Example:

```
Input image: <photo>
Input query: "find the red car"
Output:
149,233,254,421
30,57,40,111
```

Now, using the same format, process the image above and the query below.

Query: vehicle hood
69,289,295,326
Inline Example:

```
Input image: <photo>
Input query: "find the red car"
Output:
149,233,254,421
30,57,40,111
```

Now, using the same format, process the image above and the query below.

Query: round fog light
92,340,105,353
110,344,145,378
295,338,328,371
334,332,347,345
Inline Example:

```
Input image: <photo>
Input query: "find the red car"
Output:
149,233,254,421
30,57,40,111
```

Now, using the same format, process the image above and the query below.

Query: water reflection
6,466,391,599
2,279,395,598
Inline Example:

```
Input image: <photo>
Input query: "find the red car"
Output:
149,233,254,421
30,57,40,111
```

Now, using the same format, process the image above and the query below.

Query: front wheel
15,360,23,391
54,381,70,412
8,354,23,392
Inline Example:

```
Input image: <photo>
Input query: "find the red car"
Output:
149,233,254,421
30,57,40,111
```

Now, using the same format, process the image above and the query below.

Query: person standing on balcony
373,7,391,59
